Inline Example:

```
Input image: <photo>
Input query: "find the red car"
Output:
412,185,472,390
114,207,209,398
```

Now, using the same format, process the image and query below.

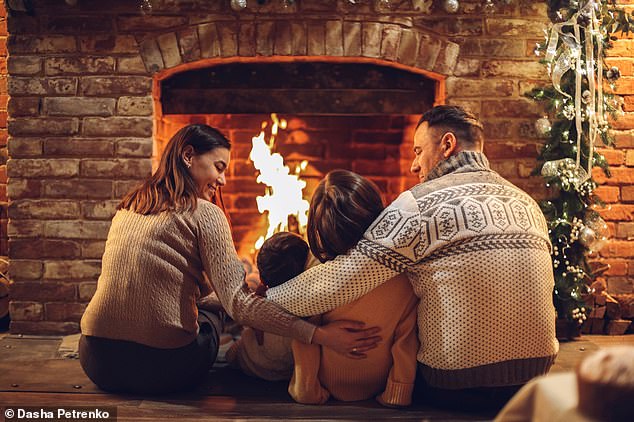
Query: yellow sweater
289,274,418,406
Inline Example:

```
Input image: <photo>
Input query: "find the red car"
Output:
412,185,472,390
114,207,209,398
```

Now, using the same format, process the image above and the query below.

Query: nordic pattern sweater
81,199,315,349
269,151,559,389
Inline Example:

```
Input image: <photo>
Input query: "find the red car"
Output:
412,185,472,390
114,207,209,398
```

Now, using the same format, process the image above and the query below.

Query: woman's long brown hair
307,170,384,263
118,124,231,215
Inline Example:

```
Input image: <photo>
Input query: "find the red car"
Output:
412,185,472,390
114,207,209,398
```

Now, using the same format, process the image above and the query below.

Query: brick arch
138,20,459,85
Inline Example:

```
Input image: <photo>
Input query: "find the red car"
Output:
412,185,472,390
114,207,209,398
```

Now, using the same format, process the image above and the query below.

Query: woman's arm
267,191,420,316
196,202,315,344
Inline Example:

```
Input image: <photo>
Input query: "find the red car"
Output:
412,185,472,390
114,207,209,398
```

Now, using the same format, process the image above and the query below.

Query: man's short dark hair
418,105,484,149
256,232,309,288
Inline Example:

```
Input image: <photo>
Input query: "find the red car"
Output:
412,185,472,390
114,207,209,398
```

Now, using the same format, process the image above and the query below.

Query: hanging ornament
483,0,496,13
412,0,433,13
282,0,295,7
606,66,621,83
231,0,248,11
582,89,592,104
443,0,459,14
563,103,576,120
576,11,592,27
376,0,392,9
139,0,153,15
535,116,552,137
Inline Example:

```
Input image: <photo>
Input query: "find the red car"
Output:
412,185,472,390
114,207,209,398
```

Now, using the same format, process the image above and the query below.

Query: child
288,170,419,407
225,232,309,381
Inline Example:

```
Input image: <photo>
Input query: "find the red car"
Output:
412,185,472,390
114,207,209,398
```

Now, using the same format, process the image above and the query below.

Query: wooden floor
1,333,633,421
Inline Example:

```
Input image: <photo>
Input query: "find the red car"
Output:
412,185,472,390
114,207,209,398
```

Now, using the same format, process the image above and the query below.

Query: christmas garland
529,0,632,324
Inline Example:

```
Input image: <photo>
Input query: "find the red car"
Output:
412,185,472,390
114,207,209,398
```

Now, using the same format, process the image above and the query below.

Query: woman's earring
184,160,192,169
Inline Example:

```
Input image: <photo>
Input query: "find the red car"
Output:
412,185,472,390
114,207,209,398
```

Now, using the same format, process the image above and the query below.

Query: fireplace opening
156,61,438,255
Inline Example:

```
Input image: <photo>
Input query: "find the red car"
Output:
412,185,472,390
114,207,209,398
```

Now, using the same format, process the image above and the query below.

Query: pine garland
528,0,632,324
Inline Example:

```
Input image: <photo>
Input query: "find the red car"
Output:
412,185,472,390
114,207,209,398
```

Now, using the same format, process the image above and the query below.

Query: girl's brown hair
307,170,384,263
118,124,231,215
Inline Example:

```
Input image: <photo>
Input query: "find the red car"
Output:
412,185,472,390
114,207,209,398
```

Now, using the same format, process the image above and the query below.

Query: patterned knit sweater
81,199,315,349
269,151,559,389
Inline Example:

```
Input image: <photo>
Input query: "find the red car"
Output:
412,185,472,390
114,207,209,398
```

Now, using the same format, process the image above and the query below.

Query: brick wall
0,0,8,260
4,0,633,334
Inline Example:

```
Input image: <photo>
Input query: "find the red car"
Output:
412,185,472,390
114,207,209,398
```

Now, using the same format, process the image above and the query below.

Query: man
267,105,558,407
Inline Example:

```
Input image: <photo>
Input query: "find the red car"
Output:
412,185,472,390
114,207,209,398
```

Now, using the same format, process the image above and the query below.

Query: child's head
256,232,309,288
307,170,384,263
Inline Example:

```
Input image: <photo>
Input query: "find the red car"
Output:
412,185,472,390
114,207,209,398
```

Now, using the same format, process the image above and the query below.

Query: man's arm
268,191,420,316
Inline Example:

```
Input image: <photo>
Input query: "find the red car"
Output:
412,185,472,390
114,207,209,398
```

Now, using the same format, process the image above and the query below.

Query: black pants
79,310,220,395
414,366,522,413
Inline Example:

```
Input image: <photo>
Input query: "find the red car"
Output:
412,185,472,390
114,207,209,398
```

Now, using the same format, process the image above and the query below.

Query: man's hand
311,320,381,359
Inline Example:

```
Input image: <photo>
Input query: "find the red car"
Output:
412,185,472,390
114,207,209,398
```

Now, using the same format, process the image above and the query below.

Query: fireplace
155,60,433,255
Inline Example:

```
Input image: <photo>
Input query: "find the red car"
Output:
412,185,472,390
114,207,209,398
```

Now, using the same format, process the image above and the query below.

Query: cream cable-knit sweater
81,199,315,349
269,151,559,389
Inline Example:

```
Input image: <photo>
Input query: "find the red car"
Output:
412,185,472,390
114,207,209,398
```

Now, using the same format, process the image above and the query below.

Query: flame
250,114,310,250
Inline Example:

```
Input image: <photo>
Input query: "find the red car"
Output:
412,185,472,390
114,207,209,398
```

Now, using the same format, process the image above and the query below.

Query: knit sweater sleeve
267,191,420,316
288,315,330,405
378,296,418,407
196,202,315,343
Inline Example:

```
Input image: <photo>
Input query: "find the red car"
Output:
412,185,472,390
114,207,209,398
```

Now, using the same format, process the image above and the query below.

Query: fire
250,114,309,250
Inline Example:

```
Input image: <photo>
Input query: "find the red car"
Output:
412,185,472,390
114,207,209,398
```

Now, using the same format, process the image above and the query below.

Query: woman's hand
311,320,381,359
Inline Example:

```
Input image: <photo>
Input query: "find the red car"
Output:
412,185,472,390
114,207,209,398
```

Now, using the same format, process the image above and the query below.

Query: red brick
8,220,43,238
42,179,112,199
78,282,97,300
45,302,87,322
600,240,634,258
594,186,621,203
44,221,111,240
8,97,41,117
598,204,634,221
44,97,115,116
8,260,43,280
8,199,80,219
81,200,119,220
7,158,79,178
9,301,43,321
83,117,152,137
7,179,41,199
80,159,151,178
79,76,151,96
616,222,634,239
44,260,101,280
8,118,79,136
44,138,114,157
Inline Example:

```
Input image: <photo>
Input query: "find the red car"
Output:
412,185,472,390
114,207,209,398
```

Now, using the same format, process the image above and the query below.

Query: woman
79,125,379,394
288,170,419,407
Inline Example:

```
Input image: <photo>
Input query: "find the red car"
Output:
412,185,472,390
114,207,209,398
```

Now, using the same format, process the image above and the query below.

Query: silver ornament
231,0,247,12
535,116,551,137
578,226,595,247
140,0,153,15
444,0,459,14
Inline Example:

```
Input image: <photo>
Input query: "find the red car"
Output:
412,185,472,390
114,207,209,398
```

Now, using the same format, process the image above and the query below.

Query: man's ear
440,132,458,158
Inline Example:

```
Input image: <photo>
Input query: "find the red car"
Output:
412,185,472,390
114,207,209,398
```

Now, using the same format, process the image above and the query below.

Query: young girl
289,170,419,407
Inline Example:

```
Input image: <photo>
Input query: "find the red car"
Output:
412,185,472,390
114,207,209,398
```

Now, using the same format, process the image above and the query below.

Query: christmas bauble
231,0,248,12
444,0,459,14
535,116,551,137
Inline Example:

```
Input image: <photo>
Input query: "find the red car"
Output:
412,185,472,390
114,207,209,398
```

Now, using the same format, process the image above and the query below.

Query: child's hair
256,232,309,288
307,170,384,263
